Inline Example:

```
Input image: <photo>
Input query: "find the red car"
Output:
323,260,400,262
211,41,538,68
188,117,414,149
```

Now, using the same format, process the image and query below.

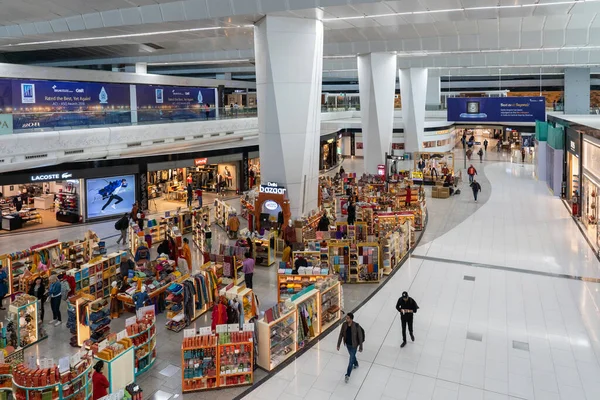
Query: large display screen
447,97,546,123
2,78,131,130
136,85,216,122
86,175,136,219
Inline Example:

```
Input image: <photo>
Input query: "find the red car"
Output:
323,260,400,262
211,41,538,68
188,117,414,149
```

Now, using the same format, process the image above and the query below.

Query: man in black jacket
336,312,364,383
396,291,419,348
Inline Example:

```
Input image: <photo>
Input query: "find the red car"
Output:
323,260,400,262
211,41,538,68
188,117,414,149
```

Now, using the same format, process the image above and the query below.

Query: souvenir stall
66,251,124,299
257,276,341,371
277,251,329,303
220,285,258,323
240,190,257,232
94,338,135,394
213,245,245,287
129,209,194,254
181,327,254,393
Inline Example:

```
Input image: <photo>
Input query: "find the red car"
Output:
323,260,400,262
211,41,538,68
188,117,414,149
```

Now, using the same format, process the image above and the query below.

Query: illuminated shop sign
30,172,73,182
259,182,287,195
194,158,208,166
264,200,279,210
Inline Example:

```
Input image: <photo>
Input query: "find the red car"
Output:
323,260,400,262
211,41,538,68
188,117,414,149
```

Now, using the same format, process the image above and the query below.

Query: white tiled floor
244,160,600,400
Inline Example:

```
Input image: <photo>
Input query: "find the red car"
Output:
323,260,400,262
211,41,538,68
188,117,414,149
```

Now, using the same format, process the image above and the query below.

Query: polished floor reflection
244,161,600,400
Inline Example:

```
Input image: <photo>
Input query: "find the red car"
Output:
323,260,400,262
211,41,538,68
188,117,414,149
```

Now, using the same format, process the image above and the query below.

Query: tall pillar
357,53,397,174
399,68,428,153
254,15,323,218
564,67,590,114
426,75,441,109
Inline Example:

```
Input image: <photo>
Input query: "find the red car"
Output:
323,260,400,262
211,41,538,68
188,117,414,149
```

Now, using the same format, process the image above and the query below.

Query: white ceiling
3,0,600,74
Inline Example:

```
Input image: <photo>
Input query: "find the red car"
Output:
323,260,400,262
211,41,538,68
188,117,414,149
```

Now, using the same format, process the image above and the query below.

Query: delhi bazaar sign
259,182,287,195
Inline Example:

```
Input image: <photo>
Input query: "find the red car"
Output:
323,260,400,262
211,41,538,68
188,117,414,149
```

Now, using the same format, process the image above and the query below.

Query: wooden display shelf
256,308,297,371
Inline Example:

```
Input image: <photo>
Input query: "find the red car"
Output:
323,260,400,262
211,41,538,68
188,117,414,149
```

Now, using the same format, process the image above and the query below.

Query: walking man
115,213,129,246
477,148,483,163
483,139,488,152
337,312,364,383
396,291,419,348
467,164,477,184
471,179,482,202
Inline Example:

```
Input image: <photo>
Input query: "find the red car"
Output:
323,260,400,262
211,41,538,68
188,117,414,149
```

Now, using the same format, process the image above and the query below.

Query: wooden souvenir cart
317,279,342,332
292,289,321,350
253,231,276,267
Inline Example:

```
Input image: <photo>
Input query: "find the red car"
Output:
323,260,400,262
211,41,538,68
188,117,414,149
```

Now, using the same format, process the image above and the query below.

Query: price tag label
183,328,196,338
70,352,81,367
58,357,70,373
243,323,255,332
47,358,54,368
199,327,211,336
98,340,108,351
125,316,137,327
215,324,228,333
228,324,240,332
117,329,127,341
27,355,37,369
39,358,47,369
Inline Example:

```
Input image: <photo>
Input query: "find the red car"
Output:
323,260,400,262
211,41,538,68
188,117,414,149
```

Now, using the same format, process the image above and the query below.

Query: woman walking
28,277,46,321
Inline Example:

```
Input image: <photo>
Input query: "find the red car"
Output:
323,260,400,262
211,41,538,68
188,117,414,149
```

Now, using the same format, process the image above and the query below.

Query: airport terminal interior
1,1,600,400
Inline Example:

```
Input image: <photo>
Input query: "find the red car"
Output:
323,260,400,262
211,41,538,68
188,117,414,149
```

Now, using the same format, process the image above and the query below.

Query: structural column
357,53,397,174
564,67,590,114
399,68,428,154
426,75,441,109
254,15,323,218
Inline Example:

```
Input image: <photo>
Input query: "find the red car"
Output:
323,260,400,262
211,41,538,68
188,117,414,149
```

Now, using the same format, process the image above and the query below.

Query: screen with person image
86,175,136,219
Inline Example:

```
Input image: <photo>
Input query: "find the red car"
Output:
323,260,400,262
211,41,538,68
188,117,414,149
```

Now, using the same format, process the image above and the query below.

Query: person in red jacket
211,297,228,331
467,165,477,184
92,361,109,400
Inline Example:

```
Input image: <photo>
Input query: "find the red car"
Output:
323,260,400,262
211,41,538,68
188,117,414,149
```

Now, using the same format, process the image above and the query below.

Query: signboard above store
259,182,287,195
30,172,74,182
194,158,208,166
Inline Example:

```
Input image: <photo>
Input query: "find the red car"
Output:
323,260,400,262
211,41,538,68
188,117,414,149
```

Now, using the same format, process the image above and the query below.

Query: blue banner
447,97,546,123
8,79,131,130
136,85,216,122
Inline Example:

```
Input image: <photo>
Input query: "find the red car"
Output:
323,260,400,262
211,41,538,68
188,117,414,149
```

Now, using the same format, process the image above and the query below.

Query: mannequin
132,285,150,310
283,219,297,244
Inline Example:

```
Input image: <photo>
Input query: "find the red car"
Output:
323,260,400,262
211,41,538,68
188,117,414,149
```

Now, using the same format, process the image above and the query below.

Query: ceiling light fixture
1,25,252,48
322,0,599,21
148,59,252,66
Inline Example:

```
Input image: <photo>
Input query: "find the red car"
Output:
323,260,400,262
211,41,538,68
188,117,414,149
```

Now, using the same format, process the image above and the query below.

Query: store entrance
0,180,82,234
147,162,241,213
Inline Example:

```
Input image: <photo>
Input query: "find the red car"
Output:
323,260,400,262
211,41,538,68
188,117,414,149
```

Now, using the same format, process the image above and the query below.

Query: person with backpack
337,312,364,383
115,213,129,246
471,179,482,202
467,165,477,184
396,291,419,348
477,148,483,162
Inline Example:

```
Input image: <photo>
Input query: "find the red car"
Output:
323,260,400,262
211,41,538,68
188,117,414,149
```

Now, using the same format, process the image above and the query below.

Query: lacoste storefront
0,165,139,234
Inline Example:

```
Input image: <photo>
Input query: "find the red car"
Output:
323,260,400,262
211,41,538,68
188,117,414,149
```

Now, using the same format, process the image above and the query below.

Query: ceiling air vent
25,154,48,160
174,137,185,142
127,142,142,148
152,140,165,144
210,133,221,137
64,149,84,155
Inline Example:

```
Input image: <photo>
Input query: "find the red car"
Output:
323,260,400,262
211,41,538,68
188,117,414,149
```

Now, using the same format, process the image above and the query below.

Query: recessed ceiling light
148,59,252,66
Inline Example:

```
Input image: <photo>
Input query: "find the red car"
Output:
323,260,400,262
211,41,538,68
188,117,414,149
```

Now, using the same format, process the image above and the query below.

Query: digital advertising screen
86,175,136,219
447,96,546,123
136,85,217,122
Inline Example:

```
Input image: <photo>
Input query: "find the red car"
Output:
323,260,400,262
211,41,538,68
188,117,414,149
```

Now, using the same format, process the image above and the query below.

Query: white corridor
244,162,600,400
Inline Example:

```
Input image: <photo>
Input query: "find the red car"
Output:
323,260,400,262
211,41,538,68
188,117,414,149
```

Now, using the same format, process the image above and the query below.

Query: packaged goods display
126,313,156,377
181,329,254,393
7,295,47,349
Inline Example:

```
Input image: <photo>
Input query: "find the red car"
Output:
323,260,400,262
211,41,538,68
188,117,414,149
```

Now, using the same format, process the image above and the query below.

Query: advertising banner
447,97,546,123
136,85,216,122
7,79,131,130
86,175,136,219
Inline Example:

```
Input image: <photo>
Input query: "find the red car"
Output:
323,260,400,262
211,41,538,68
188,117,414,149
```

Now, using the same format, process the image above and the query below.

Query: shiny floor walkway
244,161,600,400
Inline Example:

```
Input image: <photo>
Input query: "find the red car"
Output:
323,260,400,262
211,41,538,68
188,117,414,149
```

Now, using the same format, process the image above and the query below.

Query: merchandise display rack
181,329,254,393
87,297,111,345
292,289,320,350
67,251,124,298
128,316,157,377
214,199,234,231
253,231,276,267
318,281,342,332
7,295,47,350
299,210,324,242
12,357,93,400
128,219,167,254
165,282,186,332
67,294,95,347
256,305,297,371
222,286,257,322
328,242,350,278
6,240,63,295
349,242,381,283
192,207,211,253
277,274,330,303
0,364,12,396
95,346,135,394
